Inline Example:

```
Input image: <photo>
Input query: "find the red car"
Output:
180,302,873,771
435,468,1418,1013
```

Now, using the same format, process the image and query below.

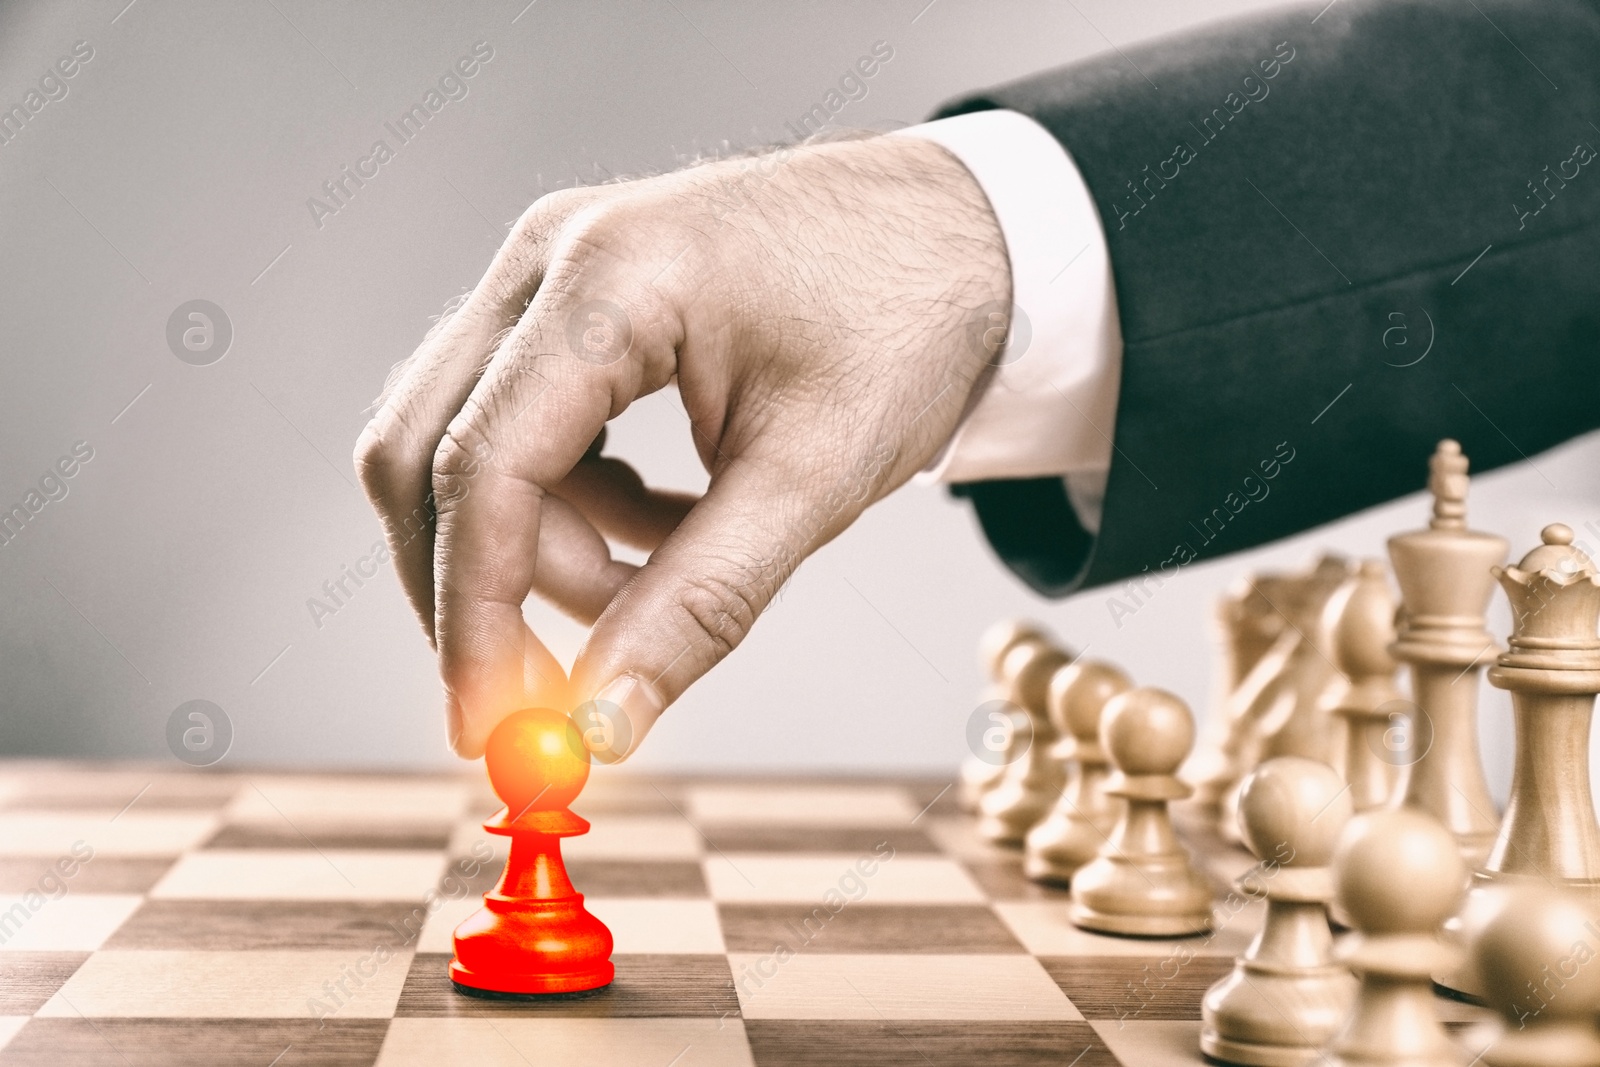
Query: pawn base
1024,810,1120,886
1201,1028,1326,1067
449,960,614,997
1201,964,1355,1067
1069,852,1214,938
450,893,614,997
978,787,1056,848
1068,900,1213,938
1021,853,1079,887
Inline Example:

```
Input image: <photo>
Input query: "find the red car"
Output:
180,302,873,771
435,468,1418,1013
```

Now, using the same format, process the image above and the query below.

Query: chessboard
0,764,1492,1067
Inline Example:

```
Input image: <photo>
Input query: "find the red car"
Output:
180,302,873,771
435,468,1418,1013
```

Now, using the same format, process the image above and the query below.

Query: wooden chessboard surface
0,764,1492,1066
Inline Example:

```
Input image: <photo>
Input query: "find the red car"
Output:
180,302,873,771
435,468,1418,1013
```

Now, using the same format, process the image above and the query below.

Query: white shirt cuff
892,110,1123,532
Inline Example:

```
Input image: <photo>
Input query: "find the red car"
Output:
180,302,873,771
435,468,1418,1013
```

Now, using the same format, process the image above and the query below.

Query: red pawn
450,708,614,996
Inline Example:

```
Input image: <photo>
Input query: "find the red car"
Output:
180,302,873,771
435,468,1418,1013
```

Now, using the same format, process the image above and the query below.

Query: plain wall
2,0,1596,805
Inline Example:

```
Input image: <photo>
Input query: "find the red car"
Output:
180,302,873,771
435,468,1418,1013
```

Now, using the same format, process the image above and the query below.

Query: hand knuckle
353,415,423,501
677,572,761,660
430,422,488,508
519,187,592,231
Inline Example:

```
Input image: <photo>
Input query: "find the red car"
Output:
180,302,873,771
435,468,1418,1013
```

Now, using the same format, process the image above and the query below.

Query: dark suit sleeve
938,0,1600,597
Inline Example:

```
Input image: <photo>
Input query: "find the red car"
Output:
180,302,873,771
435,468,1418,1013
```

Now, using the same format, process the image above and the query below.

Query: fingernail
586,673,665,764
445,693,466,755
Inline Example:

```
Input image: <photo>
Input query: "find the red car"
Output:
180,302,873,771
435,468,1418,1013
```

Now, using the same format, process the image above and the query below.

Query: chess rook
979,640,1073,846
1466,884,1600,1067
1024,660,1133,885
1389,440,1507,865
1324,808,1466,1067
1330,560,1405,813
959,619,1052,811
1201,757,1357,1067
450,708,615,996
1069,687,1213,937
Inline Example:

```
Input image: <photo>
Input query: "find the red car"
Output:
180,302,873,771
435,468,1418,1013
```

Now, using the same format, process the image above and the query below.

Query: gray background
2,0,1596,800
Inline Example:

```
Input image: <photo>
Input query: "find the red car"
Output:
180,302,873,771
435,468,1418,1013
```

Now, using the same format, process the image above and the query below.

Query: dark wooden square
743,1020,1118,1067
394,952,740,1018
1041,953,1234,1021
0,1019,388,1067
697,826,939,854
204,823,452,851
0,857,173,894
719,903,1024,954
961,859,1075,902
0,952,87,1014
103,899,426,951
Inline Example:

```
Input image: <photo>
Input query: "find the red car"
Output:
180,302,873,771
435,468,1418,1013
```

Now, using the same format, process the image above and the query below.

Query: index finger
354,189,599,648
430,286,668,757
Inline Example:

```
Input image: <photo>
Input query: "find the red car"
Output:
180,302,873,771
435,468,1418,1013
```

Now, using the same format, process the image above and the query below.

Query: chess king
450,708,615,996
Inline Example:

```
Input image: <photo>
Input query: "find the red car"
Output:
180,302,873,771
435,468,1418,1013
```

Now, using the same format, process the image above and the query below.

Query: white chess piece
979,640,1072,845
1324,807,1467,1067
1329,560,1405,813
1389,440,1507,866
1464,884,1600,1067
958,619,1051,811
1024,660,1132,884
1202,756,1357,1066
1442,522,1600,998
1068,687,1213,937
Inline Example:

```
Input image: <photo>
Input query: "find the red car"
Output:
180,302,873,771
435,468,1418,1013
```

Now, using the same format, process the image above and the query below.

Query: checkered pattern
0,766,1490,1066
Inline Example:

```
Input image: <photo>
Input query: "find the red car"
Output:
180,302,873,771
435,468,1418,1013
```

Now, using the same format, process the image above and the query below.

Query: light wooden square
149,850,444,901
375,1018,755,1067
729,953,1080,1020
994,899,1264,957
920,815,1014,861
37,949,414,1017
687,785,919,826
227,777,469,825
0,1016,27,1051
0,894,141,951
704,854,983,904
0,813,218,857
1091,1019,1204,1066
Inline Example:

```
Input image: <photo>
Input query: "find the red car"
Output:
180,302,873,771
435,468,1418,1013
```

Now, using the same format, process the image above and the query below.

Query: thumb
569,457,843,763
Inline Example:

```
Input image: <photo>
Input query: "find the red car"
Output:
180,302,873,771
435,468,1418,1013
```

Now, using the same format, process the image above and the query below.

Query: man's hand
354,134,1010,760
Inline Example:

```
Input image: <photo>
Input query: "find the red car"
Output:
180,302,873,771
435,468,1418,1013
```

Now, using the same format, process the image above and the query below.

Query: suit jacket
940,0,1600,596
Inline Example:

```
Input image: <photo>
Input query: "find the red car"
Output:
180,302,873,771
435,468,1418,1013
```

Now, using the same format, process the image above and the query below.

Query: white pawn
1202,757,1357,1066
1330,560,1405,813
1324,808,1467,1067
1467,884,1600,1067
979,640,1072,845
1069,687,1213,937
959,620,1051,811
1024,660,1133,884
